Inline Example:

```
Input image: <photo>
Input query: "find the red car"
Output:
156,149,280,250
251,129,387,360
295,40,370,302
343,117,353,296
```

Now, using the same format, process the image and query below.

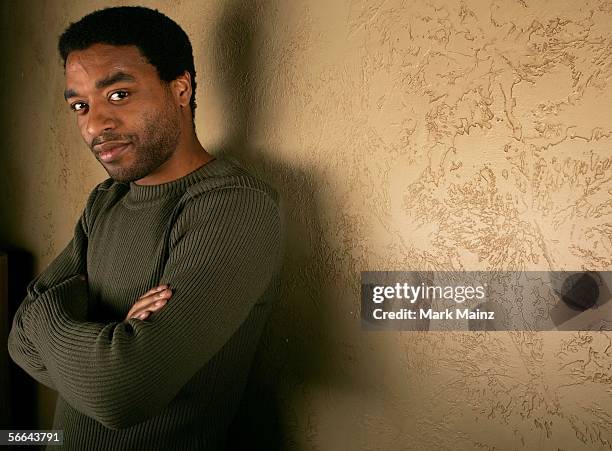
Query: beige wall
1,0,611,449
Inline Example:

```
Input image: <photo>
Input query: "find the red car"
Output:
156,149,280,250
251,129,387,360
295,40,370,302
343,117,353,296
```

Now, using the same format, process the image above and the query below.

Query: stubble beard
96,106,181,183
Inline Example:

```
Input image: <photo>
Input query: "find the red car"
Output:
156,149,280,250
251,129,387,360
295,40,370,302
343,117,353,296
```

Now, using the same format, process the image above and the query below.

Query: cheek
76,116,90,142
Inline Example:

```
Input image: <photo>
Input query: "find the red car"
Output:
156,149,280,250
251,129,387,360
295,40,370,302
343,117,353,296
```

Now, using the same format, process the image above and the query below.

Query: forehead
65,43,157,85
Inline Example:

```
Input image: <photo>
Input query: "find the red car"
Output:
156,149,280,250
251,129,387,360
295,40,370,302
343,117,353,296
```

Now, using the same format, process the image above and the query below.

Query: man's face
64,43,181,182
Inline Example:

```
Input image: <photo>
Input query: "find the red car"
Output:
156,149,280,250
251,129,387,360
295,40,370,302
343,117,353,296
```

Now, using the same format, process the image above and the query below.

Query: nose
84,102,117,139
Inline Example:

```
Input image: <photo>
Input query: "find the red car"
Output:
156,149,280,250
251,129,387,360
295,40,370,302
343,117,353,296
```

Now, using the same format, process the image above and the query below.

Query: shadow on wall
210,1,284,449
1,247,39,447
211,1,344,450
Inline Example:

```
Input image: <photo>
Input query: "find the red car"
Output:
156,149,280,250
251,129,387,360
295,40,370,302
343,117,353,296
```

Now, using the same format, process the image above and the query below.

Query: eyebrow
64,71,137,100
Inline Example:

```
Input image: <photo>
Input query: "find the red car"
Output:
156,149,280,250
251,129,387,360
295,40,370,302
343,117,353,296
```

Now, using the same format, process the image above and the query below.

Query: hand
125,285,172,321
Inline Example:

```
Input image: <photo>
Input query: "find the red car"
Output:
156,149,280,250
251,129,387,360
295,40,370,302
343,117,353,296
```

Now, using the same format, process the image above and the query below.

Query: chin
109,167,157,183
104,167,138,183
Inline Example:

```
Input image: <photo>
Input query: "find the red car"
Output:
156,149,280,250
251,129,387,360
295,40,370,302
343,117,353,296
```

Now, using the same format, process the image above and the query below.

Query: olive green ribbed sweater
7,158,281,450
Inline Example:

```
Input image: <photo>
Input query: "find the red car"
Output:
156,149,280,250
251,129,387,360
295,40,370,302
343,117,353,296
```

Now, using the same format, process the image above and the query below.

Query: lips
94,141,131,163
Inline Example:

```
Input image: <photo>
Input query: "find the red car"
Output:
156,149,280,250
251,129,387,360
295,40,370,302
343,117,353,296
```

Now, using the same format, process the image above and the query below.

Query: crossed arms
7,185,281,429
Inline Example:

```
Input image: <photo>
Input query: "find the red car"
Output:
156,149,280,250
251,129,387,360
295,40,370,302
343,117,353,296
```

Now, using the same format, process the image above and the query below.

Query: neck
135,128,214,186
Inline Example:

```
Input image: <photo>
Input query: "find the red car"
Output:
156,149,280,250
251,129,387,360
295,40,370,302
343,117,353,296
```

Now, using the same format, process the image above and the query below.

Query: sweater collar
125,158,226,204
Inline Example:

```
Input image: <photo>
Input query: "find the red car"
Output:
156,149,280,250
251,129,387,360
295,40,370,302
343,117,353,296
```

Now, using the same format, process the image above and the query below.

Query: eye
70,102,88,113
109,90,129,101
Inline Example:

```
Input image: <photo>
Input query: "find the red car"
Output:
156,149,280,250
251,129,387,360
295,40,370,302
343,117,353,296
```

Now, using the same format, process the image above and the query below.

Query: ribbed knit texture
7,158,282,450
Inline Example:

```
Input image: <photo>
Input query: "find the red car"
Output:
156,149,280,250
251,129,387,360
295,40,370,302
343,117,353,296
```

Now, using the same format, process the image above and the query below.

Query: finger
129,302,166,321
127,297,169,320
135,311,150,321
138,284,169,299
128,289,172,317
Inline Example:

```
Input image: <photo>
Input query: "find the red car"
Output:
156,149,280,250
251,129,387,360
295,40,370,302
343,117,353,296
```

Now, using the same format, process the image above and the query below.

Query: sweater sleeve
7,185,96,389
22,187,281,430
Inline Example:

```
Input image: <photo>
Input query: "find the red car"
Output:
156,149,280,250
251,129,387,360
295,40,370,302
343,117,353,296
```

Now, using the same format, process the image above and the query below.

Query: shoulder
170,159,281,239
81,178,128,228
181,159,279,218
185,159,278,205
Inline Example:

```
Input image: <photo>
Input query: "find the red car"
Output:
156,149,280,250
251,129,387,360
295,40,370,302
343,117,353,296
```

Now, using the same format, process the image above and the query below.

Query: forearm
8,273,88,390
7,294,56,389
7,189,94,387
7,262,88,390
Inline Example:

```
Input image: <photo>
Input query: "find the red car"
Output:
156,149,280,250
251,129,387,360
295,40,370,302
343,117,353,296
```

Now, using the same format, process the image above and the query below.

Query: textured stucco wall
1,0,611,449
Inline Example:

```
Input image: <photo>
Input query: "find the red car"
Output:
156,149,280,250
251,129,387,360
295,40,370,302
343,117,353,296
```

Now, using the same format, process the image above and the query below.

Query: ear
170,71,192,109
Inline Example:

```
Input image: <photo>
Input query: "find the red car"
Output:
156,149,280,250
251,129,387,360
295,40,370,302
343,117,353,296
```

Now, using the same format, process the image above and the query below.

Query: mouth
94,141,131,163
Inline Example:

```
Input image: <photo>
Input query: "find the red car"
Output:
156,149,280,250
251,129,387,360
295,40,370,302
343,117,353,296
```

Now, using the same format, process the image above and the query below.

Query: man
7,6,281,451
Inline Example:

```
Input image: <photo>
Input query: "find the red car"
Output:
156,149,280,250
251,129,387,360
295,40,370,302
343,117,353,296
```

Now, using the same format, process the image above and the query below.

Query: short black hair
58,6,197,118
